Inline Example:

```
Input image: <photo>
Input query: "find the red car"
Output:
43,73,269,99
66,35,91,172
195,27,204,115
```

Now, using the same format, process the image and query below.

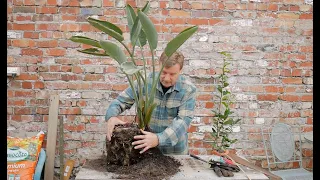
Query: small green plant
69,2,198,129
211,52,241,153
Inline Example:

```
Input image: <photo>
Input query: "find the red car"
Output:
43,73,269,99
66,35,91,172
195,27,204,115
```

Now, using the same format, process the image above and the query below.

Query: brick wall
7,0,313,175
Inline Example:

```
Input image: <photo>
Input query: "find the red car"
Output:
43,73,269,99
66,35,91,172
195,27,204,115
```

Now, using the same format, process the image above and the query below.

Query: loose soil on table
84,148,182,180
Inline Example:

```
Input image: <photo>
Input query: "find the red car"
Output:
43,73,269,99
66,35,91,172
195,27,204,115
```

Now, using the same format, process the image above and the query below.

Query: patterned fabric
105,72,197,155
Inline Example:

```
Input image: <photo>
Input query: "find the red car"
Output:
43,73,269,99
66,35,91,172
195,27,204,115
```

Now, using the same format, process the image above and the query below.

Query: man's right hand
106,117,126,141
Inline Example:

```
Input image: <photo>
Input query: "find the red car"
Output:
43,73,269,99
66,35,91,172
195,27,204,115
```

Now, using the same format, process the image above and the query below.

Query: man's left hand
132,129,159,154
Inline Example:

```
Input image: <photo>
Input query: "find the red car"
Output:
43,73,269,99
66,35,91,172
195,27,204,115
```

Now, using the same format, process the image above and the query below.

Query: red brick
36,107,49,114
14,107,32,114
279,95,300,102
21,49,43,56
24,32,39,39
65,124,85,132
264,86,283,93
169,10,190,17
164,18,185,24
282,78,302,84
15,15,32,21
37,40,58,48
292,69,302,76
12,39,36,47
188,125,197,133
301,95,312,102
287,111,300,118
112,84,129,91
196,94,213,101
60,24,80,32
34,82,45,89
205,102,214,108
45,82,68,89
13,0,23,5
289,5,300,11
16,73,38,80
268,4,278,11
47,0,57,5
81,141,97,148
257,4,267,10
8,100,25,106
248,3,256,10
11,115,21,121
300,46,313,53
36,24,59,31
12,24,35,31
59,107,81,115
257,94,278,101
36,7,57,14
46,49,66,56
299,62,312,68
187,18,209,25
84,74,104,81
73,66,83,74
22,82,32,89
278,13,299,19
306,117,313,125
61,66,72,72
91,83,112,90
69,83,91,90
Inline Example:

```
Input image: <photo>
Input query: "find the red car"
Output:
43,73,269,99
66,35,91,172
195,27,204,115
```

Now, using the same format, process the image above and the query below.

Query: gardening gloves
209,159,240,177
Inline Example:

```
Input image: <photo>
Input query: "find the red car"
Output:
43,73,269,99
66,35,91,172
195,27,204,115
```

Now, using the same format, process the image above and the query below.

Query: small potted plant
69,2,198,165
210,52,241,156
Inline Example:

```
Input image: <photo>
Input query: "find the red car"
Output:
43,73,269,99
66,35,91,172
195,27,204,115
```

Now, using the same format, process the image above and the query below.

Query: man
105,51,196,155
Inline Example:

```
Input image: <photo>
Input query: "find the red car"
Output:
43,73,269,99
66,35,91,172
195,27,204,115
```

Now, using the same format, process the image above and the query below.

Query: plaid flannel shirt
105,72,196,155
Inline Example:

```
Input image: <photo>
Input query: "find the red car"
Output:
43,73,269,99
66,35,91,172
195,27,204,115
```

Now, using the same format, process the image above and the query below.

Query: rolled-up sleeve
105,86,136,121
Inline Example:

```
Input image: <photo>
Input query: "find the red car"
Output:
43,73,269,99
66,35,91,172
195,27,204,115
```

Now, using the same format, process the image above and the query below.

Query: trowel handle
189,154,210,164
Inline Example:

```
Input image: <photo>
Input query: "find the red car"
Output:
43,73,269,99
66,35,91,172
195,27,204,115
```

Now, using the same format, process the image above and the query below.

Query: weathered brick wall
7,0,313,175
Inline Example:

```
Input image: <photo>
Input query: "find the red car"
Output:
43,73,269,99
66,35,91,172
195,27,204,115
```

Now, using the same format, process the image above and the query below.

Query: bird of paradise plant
69,2,198,130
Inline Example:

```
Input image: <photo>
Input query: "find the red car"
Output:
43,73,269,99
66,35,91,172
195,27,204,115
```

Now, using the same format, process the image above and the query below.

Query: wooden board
227,153,282,180
44,95,60,180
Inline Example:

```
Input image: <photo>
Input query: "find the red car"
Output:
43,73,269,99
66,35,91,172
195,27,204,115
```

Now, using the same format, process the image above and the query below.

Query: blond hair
159,51,184,70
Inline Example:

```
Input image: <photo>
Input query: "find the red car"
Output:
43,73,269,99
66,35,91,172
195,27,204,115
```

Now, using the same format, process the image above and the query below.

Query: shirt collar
156,74,182,93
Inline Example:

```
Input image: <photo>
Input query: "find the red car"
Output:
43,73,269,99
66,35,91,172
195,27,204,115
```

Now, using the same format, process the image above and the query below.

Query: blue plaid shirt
105,73,196,155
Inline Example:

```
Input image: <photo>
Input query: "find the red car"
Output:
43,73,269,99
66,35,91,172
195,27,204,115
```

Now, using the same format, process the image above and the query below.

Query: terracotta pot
212,149,229,157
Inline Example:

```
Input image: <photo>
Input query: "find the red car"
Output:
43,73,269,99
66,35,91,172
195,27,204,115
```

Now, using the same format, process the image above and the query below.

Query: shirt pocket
165,103,180,117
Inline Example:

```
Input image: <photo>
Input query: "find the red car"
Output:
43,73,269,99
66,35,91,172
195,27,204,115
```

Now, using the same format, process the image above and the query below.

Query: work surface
75,155,269,180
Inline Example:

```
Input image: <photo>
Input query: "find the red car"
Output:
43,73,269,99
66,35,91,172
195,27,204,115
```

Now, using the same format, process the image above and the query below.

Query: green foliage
211,52,241,153
69,2,198,129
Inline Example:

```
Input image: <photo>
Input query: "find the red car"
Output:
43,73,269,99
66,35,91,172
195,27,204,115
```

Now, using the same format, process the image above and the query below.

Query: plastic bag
7,131,45,180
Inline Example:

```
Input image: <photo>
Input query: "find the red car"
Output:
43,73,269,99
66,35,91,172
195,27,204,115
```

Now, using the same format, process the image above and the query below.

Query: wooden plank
45,95,60,180
227,153,282,180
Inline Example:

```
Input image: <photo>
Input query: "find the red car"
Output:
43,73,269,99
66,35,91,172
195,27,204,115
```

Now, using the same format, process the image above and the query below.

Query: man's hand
106,117,126,141
132,129,159,154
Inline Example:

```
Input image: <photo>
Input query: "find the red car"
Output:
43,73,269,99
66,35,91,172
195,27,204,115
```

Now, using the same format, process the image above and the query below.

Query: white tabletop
76,155,269,180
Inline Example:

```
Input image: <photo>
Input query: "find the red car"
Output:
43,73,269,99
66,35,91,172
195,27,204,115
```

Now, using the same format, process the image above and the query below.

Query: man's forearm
105,87,136,121
105,100,123,121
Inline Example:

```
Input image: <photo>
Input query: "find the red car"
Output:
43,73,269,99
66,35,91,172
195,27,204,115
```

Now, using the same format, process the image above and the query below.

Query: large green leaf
99,40,127,65
69,36,101,48
164,26,198,58
137,11,158,50
125,4,136,31
87,17,124,42
120,62,143,75
130,17,142,47
77,48,109,56
141,1,150,13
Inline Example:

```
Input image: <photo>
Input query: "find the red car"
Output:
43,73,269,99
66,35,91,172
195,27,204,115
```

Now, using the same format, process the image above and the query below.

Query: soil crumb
84,149,182,180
